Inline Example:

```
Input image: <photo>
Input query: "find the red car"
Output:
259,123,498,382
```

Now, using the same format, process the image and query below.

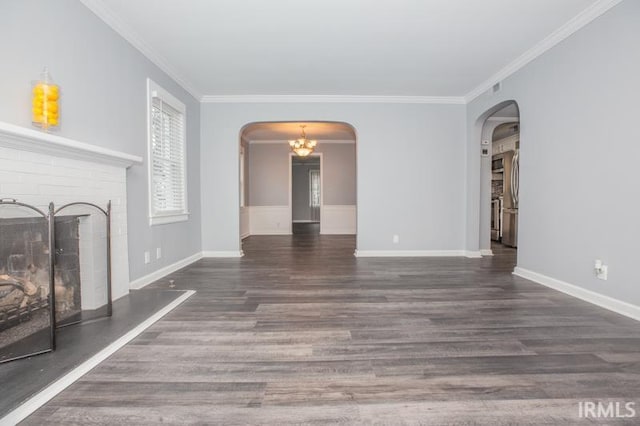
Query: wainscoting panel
240,206,250,239
321,205,356,235
248,206,290,235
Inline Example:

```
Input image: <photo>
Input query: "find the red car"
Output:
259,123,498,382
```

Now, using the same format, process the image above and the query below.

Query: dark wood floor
23,233,640,425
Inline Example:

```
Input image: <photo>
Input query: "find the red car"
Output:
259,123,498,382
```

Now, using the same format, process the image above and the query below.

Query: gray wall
201,103,466,252
0,0,202,281
247,143,356,207
465,1,640,304
292,162,319,221
247,144,289,206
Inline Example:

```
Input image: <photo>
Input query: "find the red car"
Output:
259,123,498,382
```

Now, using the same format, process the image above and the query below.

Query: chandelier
289,125,317,157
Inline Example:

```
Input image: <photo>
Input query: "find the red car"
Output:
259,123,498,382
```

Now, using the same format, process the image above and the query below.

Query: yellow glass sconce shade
32,67,60,131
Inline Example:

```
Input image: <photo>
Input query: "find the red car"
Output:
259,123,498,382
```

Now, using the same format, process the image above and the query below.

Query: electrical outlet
156,247,162,259
594,259,608,280
393,234,400,244
144,251,151,264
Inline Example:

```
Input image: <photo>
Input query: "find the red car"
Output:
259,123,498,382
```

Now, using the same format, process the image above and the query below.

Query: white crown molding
464,0,623,103
514,267,640,322
79,0,202,100
354,250,473,258
80,0,621,106
201,95,466,104
0,121,142,168
248,139,355,145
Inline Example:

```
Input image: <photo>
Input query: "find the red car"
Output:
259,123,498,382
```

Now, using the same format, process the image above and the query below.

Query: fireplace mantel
0,121,142,168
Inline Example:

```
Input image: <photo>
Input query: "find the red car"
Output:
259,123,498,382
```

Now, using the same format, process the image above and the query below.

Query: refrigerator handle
511,151,519,208
510,153,517,207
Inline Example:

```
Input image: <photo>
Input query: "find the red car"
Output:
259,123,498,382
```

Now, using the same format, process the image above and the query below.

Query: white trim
354,250,471,258
240,232,250,240
149,213,190,226
0,290,195,426
249,139,355,145
0,121,142,168
248,230,291,236
202,251,244,258
79,0,201,99
321,205,357,235
201,95,466,104
465,0,623,102
247,206,291,235
513,267,640,322
465,251,483,258
480,249,494,256
147,78,189,224
130,252,202,290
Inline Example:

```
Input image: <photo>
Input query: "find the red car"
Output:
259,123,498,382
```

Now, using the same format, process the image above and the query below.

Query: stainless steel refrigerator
502,150,519,247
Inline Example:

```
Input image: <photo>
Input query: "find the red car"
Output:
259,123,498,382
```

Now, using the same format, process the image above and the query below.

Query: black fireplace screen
54,202,112,327
0,199,55,363
0,199,112,363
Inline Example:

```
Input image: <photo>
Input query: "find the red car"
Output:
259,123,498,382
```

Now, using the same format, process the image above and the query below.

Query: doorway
290,154,322,235
238,121,357,249
479,101,520,256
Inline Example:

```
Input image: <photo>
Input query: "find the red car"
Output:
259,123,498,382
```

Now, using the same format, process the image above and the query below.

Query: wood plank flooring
22,233,640,425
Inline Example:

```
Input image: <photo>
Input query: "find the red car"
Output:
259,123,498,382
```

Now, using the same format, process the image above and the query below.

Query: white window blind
147,79,188,225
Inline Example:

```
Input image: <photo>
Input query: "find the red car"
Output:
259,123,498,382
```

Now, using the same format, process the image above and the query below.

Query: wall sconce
32,67,60,131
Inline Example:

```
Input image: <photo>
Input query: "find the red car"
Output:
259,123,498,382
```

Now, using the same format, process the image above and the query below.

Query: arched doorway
237,121,358,255
477,101,520,258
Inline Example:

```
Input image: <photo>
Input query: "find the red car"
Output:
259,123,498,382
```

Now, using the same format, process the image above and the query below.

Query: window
309,169,320,207
147,78,188,225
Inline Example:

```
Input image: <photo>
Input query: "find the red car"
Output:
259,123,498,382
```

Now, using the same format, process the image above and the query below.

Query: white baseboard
129,252,203,290
248,230,291,235
465,251,483,258
0,290,195,425
240,232,250,240
513,267,640,322
354,250,469,258
480,249,494,256
202,250,244,258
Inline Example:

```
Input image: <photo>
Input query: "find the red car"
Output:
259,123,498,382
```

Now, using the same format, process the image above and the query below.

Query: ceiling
242,122,356,141
86,0,606,99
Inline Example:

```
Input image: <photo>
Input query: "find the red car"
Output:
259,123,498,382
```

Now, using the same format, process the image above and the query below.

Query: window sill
149,213,190,226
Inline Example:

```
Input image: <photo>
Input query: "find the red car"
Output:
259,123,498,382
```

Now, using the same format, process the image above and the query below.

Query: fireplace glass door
0,200,55,363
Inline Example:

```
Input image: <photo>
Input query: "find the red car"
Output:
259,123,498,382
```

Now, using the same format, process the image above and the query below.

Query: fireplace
0,121,140,363
0,200,112,363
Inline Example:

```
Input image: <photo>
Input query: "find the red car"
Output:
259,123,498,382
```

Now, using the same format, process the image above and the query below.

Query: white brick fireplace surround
0,121,142,301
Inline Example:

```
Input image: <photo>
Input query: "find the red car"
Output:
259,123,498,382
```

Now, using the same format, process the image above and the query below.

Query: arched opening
237,121,358,256
477,101,520,260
